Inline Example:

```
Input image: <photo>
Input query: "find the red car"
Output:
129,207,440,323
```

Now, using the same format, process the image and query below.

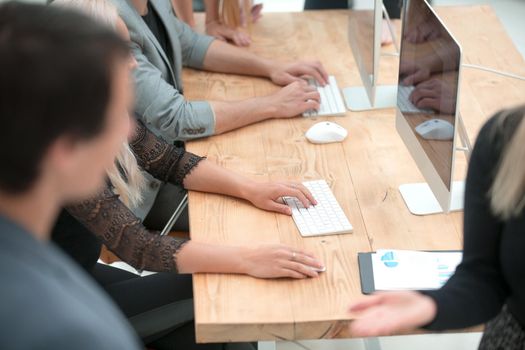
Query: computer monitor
396,0,470,215
343,0,398,111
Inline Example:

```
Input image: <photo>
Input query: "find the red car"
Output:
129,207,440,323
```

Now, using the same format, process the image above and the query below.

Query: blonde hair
107,143,145,207
490,106,525,219
54,0,145,208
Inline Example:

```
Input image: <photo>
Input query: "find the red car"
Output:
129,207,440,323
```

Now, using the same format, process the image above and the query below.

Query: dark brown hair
0,1,129,193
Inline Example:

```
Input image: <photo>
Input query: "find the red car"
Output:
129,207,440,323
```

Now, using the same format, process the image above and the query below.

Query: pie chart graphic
380,251,399,268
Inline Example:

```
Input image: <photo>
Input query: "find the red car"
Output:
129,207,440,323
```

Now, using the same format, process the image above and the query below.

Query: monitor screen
397,0,461,191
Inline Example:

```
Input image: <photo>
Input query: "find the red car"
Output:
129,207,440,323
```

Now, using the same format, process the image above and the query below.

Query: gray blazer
112,0,216,143
111,0,215,218
0,215,141,350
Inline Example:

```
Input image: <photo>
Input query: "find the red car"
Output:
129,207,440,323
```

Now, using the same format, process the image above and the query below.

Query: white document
372,249,462,291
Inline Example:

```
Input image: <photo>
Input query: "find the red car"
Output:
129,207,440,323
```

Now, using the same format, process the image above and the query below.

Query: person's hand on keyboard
268,81,321,118
240,244,324,279
269,60,329,87
244,181,317,215
410,78,457,114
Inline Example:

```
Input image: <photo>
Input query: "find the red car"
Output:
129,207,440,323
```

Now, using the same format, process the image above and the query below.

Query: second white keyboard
303,75,347,117
283,180,353,237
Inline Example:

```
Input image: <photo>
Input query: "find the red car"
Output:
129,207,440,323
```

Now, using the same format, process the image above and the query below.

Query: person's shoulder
0,310,138,350
0,242,139,349
0,273,139,350
108,0,130,12
38,321,140,350
153,0,174,12
110,0,141,11
109,0,141,24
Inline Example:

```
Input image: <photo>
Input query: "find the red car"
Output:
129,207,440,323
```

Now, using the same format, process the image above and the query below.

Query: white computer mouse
415,119,454,141
305,121,348,144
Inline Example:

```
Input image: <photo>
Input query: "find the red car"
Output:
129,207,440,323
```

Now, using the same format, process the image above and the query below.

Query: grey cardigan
111,0,215,218
0,215,141,349
112,0,216,143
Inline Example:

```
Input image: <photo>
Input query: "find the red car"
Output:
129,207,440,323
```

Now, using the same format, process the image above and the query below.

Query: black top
142,2,174,65
51,122,203,273
423,109,525,330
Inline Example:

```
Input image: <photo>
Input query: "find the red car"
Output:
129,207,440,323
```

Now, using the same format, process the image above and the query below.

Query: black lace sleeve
65,185,188,273
130,121,204,186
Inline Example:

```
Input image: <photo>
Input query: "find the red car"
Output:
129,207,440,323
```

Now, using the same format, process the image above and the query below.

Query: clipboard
358,250,462,295
358,252,376,295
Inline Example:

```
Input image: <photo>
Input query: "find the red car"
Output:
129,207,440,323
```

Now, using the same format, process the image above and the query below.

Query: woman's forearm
182,159,256,201
182,158,316,215
176,241,247,274
175,241,324,278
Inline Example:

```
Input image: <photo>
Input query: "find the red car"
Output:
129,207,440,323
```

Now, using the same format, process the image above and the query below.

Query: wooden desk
182,6,525,343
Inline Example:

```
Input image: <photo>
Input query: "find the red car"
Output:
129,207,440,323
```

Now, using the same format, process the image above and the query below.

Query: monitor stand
343,85,397,111
399,181,465,215
399,113,472,215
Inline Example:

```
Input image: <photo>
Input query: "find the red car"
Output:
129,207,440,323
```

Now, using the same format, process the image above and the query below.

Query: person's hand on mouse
267,81,320,118
269,61,329,87
243,181,317,215
240,244,324,279
410,78,456,114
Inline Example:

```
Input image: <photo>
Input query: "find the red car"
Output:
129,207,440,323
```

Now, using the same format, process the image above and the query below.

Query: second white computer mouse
305,121,348,144
415,119,454,141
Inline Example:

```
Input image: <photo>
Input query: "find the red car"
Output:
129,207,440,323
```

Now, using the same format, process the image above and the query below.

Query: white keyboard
303,75,346,117
397,85,435,114
283,180,353,237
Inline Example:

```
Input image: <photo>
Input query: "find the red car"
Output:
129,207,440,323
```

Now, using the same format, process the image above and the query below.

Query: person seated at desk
55,122,320,350
0,3,141,348
52,1,324,348
349,105,525,349
112,0,327,144
110,0,328,229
